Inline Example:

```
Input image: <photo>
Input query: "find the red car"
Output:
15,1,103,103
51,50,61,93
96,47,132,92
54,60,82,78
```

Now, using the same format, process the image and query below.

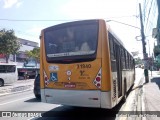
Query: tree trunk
35,59,38,76
5,54,9,63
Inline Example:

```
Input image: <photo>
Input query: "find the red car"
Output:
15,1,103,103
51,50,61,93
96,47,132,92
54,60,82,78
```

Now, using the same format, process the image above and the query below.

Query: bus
0,63,18,86
40,19,135,109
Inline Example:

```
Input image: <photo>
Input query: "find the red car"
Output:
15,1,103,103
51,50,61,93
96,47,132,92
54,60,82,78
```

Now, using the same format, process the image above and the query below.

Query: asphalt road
0,90,124,120
0,68,144,120
0,91,59,120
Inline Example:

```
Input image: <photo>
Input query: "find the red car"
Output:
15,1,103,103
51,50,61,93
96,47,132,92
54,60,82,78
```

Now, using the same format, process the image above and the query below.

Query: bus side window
109,33,115,60
109,32,116,72
7,65,16,73
121,48,125,69
125,51,128,69
0,65,5,73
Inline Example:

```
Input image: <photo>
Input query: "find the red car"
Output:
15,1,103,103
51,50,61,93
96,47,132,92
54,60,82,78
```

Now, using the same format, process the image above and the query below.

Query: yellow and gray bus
40,19,135,109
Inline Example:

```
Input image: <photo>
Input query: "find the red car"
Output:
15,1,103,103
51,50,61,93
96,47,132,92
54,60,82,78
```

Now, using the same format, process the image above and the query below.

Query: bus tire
35,94,41,99
122,79,127,102
0,79,4,87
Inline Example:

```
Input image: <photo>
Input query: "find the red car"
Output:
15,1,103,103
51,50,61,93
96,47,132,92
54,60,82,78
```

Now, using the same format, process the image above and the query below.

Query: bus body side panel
126,70,135,91
40,31,45,89
40,31,47,102
3,73,17,84
100,91,112,109
99,20,114,108
0,64,18,84
100,20,111,91
42,89,101,107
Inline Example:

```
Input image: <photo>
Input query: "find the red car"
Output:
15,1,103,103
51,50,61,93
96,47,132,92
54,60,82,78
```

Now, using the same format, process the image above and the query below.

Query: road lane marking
0,96,33,106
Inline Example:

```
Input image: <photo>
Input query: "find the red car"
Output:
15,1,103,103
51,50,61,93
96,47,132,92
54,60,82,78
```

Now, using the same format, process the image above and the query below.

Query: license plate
64,83,76,88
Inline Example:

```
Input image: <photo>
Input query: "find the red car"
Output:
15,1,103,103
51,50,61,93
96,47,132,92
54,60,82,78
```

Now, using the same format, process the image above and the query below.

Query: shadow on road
32,101,124,120
0,84,12,87
24,98,41,102
151,77,160,89
132,85,143,91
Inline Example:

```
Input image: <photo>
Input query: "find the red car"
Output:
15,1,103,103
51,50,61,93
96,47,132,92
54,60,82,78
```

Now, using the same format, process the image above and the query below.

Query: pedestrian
24,71,27,80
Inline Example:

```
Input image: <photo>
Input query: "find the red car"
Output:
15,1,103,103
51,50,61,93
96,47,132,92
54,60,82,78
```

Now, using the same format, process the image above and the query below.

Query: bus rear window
44,21,98,62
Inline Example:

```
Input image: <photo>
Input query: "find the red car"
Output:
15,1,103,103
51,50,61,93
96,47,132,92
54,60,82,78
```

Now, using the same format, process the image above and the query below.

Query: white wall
19,44,35,52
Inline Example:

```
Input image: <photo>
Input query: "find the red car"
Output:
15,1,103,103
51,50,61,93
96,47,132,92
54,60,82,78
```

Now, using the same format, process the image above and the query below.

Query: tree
154,45,160,57
134,57,142,65
25,47,40,67
0,29,21,63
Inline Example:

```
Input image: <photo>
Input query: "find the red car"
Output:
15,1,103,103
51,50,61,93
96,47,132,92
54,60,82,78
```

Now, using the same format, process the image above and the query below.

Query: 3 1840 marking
77,64,91,69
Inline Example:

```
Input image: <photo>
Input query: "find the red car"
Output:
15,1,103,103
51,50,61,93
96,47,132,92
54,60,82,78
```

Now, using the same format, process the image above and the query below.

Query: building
0,38,39,63
0,38,39,79
16,38,39,79
156,0,160,44
16,38,39,64
139,0,158,57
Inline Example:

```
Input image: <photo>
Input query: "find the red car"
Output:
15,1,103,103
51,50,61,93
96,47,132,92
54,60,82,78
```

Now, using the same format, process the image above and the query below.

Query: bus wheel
0,79,4,87
122,80,127,102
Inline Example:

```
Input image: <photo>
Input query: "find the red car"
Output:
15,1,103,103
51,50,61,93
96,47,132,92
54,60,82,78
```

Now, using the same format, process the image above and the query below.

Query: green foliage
134,57,142,65
25,47,40,62
0,29,21,63
154,45,160,57
155,55,160,68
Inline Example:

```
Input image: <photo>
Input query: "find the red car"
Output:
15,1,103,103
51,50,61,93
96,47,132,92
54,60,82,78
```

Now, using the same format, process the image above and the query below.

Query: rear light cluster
93,68,101,88
44,70,49,87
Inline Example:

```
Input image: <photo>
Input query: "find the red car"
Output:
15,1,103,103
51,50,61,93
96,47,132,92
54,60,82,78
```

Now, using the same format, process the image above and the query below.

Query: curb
142,85,146,120
134,76,144,120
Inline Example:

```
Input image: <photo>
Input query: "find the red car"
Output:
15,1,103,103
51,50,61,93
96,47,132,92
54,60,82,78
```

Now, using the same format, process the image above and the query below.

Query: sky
0,0,145,55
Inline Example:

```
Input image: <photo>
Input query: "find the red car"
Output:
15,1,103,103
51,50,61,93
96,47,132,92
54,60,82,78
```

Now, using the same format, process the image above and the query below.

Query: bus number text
77,64,91,69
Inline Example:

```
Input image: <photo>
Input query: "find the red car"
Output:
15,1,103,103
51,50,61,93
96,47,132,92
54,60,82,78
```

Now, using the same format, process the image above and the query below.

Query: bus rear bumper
41,89,111,108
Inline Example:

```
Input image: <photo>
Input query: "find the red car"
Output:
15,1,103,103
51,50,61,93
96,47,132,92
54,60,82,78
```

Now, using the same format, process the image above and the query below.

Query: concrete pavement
117,69,160,120
125,70,160,120
142,71,160,120
0,79,34,96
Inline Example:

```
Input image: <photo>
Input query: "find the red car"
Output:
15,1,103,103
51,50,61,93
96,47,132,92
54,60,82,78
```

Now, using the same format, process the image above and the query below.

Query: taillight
43,70,49,87
93,68,101,88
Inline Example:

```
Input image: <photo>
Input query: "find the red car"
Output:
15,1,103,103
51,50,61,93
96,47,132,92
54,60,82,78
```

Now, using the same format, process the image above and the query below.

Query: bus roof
106,24,125,47
106,24,133,57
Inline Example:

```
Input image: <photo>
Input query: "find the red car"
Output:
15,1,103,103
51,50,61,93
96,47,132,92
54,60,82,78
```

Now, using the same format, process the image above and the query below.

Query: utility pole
139,3,149,83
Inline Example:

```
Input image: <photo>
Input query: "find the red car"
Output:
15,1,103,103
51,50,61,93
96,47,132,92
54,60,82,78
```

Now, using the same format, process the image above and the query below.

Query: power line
144,0,154,33
0,16,137,22
0,19,80,22
106,20,140,29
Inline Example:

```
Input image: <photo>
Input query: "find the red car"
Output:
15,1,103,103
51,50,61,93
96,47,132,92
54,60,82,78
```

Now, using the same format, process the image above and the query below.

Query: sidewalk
0,79,34,96
117,70,160,120
142,71,160,119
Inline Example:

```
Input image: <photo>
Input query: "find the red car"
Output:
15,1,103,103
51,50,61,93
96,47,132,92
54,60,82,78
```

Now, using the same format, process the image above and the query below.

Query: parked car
34,74,41,99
